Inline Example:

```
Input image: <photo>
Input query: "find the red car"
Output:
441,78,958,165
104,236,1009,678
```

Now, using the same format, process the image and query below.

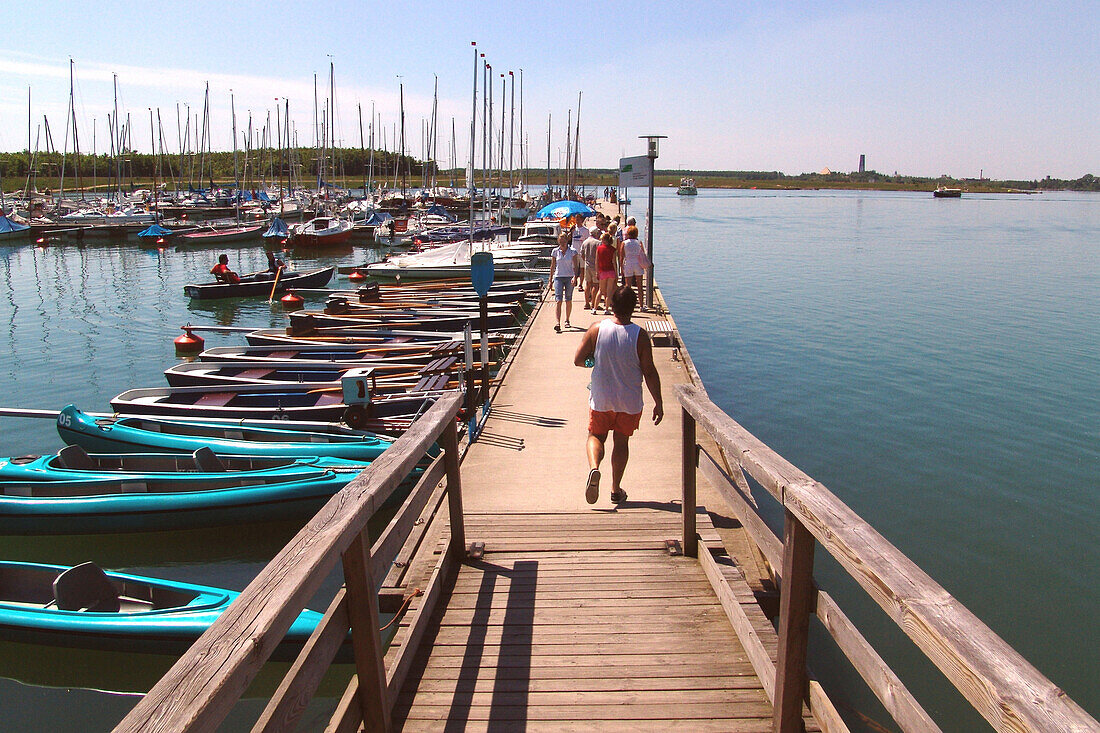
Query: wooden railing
114,391,466,733
677,384,1097,733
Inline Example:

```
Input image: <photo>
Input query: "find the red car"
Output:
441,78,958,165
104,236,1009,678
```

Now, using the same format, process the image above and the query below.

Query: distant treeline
1,149,1097,193
0,148,428,190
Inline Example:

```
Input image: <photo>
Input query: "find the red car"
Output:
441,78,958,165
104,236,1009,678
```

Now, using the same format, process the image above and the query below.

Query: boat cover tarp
363,212,394,226
0,215,30,234
425,204,457,222
263,217,290,239
258,191,271,202
137,224,173,238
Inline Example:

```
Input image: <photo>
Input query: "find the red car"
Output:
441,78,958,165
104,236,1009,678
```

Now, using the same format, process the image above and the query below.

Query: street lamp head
639,135,667,159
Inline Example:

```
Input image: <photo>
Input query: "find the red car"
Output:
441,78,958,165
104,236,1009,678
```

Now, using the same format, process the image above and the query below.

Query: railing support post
441,417,466,559
773,509,816,732
342,532,391,733
682,408,698,558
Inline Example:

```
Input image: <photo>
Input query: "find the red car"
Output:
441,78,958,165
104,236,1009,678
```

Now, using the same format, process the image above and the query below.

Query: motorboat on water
676,177,698,196
290,216,355,246
933,187,963,198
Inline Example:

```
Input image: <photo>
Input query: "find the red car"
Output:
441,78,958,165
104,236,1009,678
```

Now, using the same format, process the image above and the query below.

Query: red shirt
211,263,240,283
596,243,615,272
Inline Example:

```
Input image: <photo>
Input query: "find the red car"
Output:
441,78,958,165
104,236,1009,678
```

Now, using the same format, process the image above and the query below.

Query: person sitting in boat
266,251,286,274
210,254,240,284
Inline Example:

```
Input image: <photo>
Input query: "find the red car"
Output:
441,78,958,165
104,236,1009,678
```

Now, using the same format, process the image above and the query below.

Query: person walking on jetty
574,285,663,505
571,214,590,252
592,232,618,314
580,227,601,311
620,224,652,310
549,232,582,332
210,254,240,284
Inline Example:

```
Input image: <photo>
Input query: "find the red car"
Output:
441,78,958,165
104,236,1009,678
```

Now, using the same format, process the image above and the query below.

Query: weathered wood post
772,509,816,732
681,407,698,558
341,532,391,732
441,417,466,558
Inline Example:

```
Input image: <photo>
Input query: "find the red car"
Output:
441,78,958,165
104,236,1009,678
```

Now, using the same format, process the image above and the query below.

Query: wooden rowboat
184,267,334,300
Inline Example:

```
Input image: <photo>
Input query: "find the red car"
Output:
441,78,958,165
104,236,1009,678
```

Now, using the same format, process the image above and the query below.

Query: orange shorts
588,409,642,437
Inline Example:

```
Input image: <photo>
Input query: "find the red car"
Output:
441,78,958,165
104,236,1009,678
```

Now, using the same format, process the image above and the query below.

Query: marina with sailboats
1,5,1098,730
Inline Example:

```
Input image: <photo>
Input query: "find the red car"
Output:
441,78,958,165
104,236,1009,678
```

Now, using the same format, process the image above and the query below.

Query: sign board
470,251,495,297
618,155,652,189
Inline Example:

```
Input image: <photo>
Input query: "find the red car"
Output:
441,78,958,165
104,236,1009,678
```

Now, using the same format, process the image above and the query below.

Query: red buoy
174,325,204,354
348,269,366,282
281,290,304,310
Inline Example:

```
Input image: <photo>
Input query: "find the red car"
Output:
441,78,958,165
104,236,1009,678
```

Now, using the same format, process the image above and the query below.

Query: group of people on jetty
550,211,661,507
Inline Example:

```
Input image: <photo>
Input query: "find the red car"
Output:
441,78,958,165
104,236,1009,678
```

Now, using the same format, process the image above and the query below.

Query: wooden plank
398,688,769,707
371,454,447,576
410,662,763,680
809,680,850,733
440,419,465,559
393,701,774,721
252,589,350,733
409,676,764,693
380,481,447,590
815,590,940,733
398,721,771,733
698,445,782,571
385,546,455,698
773,510,816,733
410,651,750,669
682,408,699,557
113,391,464,733
341,532,390,733
697,547,778,701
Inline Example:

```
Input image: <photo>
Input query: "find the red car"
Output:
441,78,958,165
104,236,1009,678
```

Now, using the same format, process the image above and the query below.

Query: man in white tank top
573,286,664,504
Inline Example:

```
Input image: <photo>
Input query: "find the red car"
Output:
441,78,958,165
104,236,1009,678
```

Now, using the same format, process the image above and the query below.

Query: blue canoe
0,561,330,659
57,404,394,461
0,447,367,534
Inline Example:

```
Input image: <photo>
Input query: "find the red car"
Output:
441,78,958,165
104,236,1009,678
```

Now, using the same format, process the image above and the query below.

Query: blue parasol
534,200,595,220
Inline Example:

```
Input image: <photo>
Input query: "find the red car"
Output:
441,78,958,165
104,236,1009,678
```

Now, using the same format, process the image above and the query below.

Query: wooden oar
267,267,284,303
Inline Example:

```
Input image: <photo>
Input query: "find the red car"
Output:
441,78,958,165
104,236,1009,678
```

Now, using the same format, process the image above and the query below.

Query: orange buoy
348,269,366,282
174,325,204,354
281,290,304,310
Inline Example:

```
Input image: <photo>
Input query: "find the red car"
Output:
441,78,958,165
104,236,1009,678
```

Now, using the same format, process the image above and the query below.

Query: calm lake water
651,188,1099,727
0,189,1096,730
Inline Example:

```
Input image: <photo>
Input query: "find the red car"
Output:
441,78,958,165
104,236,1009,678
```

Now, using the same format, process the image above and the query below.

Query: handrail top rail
675,383,1097,732
114,391,464,733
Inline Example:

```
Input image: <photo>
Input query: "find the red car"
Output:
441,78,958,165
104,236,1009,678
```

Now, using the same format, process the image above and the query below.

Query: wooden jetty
116,204,1098,732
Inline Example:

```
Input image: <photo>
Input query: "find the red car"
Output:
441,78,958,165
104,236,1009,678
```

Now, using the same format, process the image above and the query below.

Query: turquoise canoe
0,561,331,660
0,447,367,534
56,404,394,461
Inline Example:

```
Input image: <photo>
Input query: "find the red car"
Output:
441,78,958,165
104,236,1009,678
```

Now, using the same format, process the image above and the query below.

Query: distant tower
859,154,866,173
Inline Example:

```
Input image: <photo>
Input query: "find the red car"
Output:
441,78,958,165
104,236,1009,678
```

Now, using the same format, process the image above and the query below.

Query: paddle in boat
0,561,330,659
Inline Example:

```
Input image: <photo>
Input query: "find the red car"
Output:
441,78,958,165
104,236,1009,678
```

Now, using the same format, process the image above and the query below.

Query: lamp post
639,135,665,311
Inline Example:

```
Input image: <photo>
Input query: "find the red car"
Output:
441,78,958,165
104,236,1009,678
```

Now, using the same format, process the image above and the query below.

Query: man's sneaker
610,488,628,504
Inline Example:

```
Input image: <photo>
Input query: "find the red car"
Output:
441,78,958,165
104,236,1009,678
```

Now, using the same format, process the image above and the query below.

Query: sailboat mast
358,102,365,195
573,91,582,195
231,92,240,223
399,81,406,196
113,74,122,200
469,42,478,242
508,71,515,197
367,102,375,196
546,113,551,192
518,70,524,190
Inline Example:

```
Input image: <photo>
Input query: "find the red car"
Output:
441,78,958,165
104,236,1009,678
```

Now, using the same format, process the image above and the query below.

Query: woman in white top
619,225,649,310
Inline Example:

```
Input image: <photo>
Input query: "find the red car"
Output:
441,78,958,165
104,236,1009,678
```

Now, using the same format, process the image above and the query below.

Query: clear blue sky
1,1,1095,180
